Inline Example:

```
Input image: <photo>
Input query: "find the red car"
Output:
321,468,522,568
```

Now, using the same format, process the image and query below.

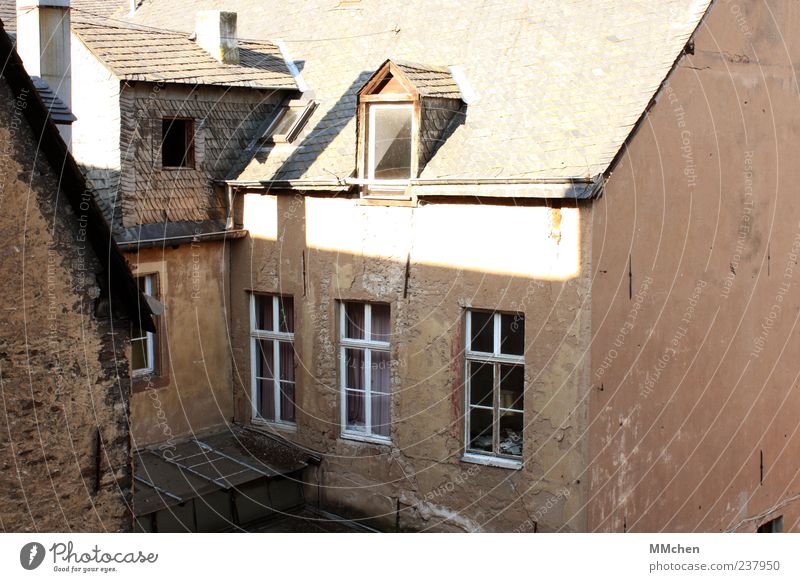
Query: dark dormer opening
162,117,195,168
356,59,464,198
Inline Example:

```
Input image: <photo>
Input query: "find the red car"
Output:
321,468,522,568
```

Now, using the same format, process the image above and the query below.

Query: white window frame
339,302,392,443
131,275,155,376
250,294,296,426
366,103,414,192
464,310,525,465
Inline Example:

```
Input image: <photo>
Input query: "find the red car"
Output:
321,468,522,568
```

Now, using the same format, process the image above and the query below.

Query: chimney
16,0,72,145
195,11,239,65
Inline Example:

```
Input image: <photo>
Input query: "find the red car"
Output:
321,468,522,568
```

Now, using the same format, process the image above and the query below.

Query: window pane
255,296,274,331
346,390,366,431
469,361,493,407
501,313,524,356
344,348,365,390
468,407,493,453
256,339,274,380
371,303,390,342
280,382,295,422
470,311,494,353
258,377,275,420
371,392,390,437
371,106,412,180
272,106,301,136
279,297,294,333
371,350,391,394
499,364,524,411
499,411,523,457
279,341,295,382
131,338,147,371
344,302,365,340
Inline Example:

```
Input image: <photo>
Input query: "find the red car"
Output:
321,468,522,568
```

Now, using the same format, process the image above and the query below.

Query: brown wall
0,78,133,531
589,0,800,532
229,192,592,532
127,241,233,447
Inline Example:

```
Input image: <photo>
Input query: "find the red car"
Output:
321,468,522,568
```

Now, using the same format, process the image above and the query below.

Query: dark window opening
162,118,194,168
757,516,783,533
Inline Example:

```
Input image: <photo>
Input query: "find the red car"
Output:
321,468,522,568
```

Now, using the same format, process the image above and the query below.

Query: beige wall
230,192,592,532
589,0,800,532
127,241,233,447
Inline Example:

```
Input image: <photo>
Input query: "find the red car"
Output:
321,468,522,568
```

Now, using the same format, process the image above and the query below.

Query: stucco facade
589,0,800,532
127,241,233,447
0,53,135,532
229,193,593,532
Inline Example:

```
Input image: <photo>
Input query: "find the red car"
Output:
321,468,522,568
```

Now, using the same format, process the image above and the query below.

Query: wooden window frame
250,293,296,426
338,301,392,444
463,309,525,466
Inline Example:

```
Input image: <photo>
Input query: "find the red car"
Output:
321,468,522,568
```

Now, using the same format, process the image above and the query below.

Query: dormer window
356,59,465,198
367,103,413,183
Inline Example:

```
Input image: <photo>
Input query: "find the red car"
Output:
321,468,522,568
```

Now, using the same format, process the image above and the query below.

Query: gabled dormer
356,59,465,198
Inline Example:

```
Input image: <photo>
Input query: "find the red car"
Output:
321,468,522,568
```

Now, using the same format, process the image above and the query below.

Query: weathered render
0,20,146,531
229,194,591,531
589,0,800,532
6,0,792,533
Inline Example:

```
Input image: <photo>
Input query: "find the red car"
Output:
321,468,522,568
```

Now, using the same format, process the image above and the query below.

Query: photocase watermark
722,0,753,37
19,542,45,570
512,488,572,533
19,541,158,573
146,385,177,459
640,279,707,398
722,150,755,298
595,275,653,380
422,464,482,504
750,227,800,359
665,81,697,192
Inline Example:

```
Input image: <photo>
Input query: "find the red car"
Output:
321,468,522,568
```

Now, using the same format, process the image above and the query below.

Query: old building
4,0,799,533
0,13,151,531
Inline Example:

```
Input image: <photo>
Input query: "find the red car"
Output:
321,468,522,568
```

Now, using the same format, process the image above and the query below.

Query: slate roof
0,1,13,34
72,14,297,90
391,60,462,99
125,0,712,185
30,76,76,124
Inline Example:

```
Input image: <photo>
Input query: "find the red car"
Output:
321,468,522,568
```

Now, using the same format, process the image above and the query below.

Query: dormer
356,59,465,198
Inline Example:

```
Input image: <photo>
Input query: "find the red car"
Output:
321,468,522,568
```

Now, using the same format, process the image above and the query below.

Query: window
131,275,156,376
161,117,194,168
757,516,783,533
367,103,413,187
339,301,391,441
465,310,525,461
250,294,296,424
262,99,317,145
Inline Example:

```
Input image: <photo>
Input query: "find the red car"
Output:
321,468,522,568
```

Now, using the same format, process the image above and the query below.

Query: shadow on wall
227,193,590,532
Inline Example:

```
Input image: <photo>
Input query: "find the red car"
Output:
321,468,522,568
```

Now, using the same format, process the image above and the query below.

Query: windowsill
461,453,522,470
340,431,392,446
251,417,298,432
